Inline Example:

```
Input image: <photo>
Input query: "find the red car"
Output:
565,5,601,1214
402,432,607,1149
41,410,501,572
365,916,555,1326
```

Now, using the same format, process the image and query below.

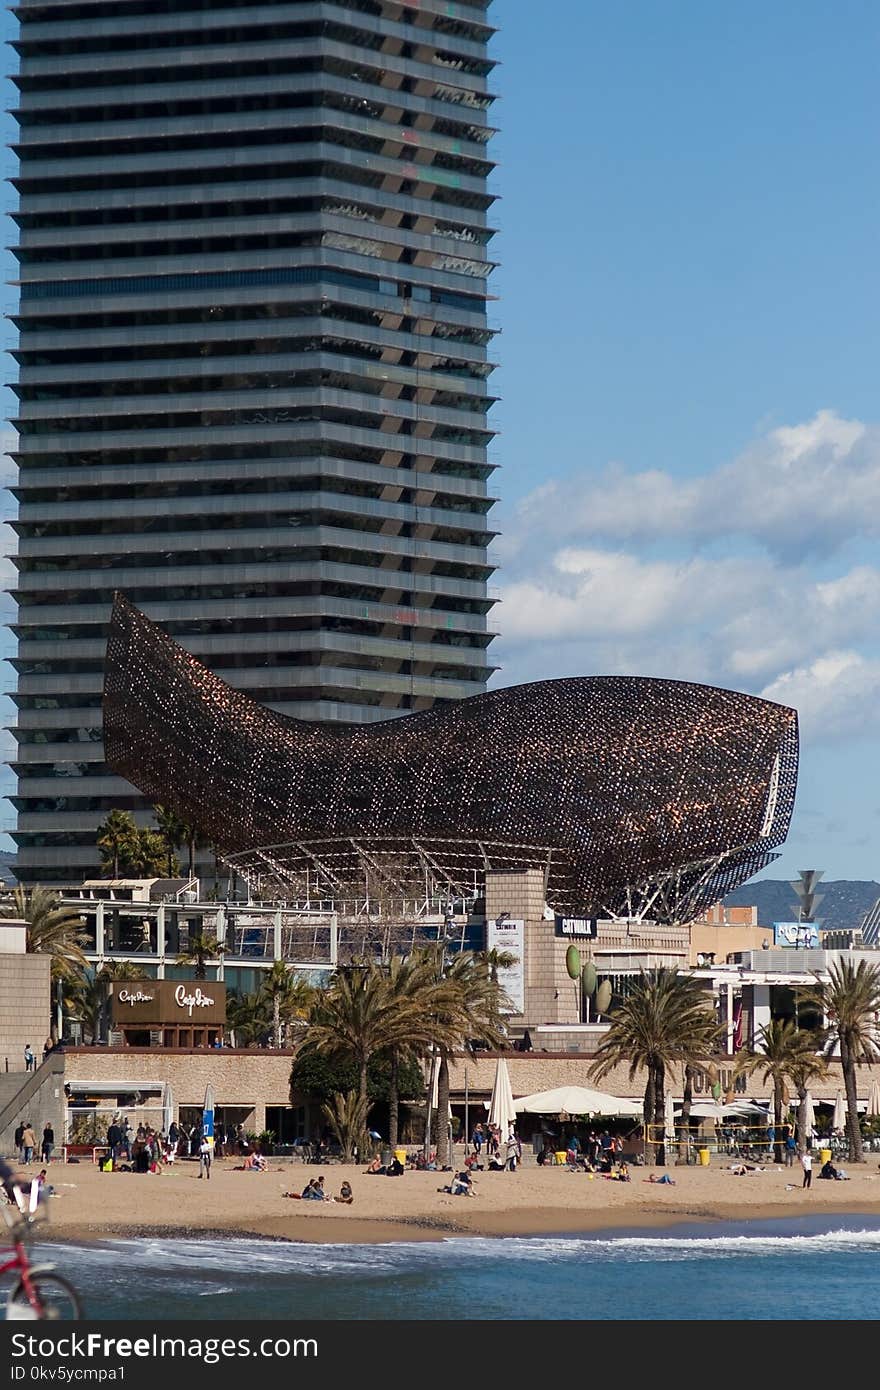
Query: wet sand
34,1154,880,1245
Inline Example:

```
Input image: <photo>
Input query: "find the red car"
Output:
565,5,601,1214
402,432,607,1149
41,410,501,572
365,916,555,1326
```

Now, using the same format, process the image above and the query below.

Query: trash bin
394,1147,407,1167
819,1147,832,1166
698,1148,710,1166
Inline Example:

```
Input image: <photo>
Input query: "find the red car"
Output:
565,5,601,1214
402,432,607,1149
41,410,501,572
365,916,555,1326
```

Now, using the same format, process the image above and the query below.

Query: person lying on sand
729,1163,764,1175
644,1172,675,1185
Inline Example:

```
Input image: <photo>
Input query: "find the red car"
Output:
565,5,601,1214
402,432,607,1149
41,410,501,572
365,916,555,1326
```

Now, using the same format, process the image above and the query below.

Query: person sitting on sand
239,1152,267,1172
386,1155,404,1177
644,1172,675,1185
366,1155,384,1174
335,1181,353,1205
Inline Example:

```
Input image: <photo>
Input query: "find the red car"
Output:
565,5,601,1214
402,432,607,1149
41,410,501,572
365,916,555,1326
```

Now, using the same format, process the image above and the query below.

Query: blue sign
773,921,820,949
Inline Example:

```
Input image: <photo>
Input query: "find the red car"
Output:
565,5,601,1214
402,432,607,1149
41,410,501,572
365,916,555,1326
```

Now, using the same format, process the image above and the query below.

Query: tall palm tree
226,989,270,1047
153,805,185,878
590,968,722,1166
735,1019,826,1163
0,885,89,984
96,809,138,877
180,822,201,881
430,950,510,1166
788,1043,829,1156
96,960,148,1041
382,951,448,1149
804,959,880,1162
127,827,171,878
258,963,313,1049
303,962,432,1125
175,930,222,980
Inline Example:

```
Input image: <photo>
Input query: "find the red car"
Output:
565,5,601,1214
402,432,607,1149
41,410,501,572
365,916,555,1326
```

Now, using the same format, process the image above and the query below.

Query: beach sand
31,1155,880,1245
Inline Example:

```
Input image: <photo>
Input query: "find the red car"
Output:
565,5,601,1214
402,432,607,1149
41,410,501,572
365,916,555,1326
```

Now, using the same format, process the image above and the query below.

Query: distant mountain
724,879,880,934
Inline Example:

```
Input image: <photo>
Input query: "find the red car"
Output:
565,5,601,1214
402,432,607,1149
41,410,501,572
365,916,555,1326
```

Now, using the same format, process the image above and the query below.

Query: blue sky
2,1,879,883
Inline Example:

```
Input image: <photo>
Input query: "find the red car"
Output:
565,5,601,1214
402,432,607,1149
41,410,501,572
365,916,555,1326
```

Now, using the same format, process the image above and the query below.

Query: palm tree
226,989,270,1047
303,962,431,1127
430,951,510,1166
804,959,880,1162
591,968,722,1166
175,930,222,980
258,963,313,1049
382,952,447,1149
788,1043,829,1157
735,1020,826,1163
321,1091,370,1164
96,809,138,877
0,885,89,985
153,805,185,878
127,827,171,878
180,822,201,881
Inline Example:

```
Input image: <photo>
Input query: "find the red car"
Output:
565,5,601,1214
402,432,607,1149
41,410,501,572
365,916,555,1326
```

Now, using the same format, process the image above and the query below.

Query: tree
788,1043,829,1157
226,989,270,1047
258,963,313,1049
96,809,138,878
96,960,148,1042
153,805,185,878
302,962,432,1132
590,968,723,1166
126,827,172,878
321,1091,370,1164
804,959,880,1162
429,951,510,1166
175,931,222,980
381,951,445,1149
289,1051,425,1108
0,885,89,985
735,1020,827,1163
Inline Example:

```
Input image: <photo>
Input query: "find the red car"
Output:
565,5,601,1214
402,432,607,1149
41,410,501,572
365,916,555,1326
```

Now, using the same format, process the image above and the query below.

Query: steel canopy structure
103,594,798,922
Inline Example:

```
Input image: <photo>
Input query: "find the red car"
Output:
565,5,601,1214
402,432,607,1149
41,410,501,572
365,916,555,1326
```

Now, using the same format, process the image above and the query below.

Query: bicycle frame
0,1237,58,1317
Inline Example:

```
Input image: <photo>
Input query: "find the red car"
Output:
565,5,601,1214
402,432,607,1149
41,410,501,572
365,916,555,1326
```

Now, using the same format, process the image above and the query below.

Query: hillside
724,879,880,933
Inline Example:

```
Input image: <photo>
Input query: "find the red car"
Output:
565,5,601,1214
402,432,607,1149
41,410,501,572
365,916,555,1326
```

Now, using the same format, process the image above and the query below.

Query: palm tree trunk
188,835,196,880
388,1052,400,1150
773,1082,783,1165
273,996,281,1050
796,1083,808,1155
678,1062,694,1164
643,1072,655,1167
654,1063,666,1167
437,1055,451,1168
841,1039,864,1162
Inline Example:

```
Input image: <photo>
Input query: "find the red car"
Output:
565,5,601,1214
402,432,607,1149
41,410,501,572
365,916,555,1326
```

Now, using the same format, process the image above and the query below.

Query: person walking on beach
801,1150,812,1189
41,1123,54,1164
471,1123,484,1157
785,1132,796,1167
21,1122,36,1165
198,1134,213,1180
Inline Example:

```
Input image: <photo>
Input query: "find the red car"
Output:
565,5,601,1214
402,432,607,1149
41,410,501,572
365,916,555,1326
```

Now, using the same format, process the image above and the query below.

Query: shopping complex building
7,0,500,886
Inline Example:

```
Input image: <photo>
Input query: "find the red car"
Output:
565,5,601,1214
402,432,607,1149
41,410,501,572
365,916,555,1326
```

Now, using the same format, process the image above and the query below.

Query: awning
66,1080,164,1095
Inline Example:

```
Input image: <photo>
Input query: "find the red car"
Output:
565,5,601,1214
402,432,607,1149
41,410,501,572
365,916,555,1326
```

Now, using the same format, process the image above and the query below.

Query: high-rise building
7,0,499,886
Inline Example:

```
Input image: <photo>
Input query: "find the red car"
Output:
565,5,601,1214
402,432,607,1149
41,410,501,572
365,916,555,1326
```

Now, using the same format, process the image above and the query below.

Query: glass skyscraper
7,0,498,885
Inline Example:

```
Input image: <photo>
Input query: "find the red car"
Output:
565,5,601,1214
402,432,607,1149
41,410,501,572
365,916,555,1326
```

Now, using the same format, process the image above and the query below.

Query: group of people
535,1130,627,1173
470,1122,522,1172
13,1120,54,1165
282,1176,353,1203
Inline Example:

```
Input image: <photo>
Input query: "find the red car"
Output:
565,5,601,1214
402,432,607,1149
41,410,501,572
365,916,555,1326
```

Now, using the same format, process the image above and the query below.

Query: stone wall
0,951,51,1074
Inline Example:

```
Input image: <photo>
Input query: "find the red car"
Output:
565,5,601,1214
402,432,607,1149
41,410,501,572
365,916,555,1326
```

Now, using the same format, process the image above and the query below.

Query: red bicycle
1,1159,81,1320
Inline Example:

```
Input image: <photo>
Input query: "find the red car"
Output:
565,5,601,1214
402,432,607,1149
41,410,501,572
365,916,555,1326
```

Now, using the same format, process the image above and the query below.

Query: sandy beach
31,1154,880,1246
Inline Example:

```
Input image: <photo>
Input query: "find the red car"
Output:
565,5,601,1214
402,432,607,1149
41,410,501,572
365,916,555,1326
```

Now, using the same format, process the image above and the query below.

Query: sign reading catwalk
102,596,799,926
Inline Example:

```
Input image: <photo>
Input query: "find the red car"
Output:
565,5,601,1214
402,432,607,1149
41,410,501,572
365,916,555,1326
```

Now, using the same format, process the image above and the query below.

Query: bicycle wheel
8,1272,82,1321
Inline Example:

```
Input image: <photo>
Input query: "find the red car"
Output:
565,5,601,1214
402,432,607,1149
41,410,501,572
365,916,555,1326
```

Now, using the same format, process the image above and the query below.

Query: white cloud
493,410,880,744
508,409,879,560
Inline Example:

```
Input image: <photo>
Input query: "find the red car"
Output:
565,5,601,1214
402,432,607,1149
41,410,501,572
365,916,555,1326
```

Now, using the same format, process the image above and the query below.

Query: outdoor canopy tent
513,1085,642,1117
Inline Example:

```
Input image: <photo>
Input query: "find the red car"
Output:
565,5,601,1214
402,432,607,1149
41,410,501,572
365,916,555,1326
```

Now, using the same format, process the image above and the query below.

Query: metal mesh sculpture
103,594,798,922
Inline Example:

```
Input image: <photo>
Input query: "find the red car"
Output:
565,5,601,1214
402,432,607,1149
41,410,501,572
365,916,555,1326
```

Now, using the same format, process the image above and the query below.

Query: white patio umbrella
513,1085,641,1117
800,1090,816,1136
832,1089,846,1133
867,1078,880,1118
488,1056,517,1135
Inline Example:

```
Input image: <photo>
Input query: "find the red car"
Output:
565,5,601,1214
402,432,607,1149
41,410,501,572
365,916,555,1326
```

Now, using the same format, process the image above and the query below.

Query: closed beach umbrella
832,1090,846,1133
202,1083,215,1150
867,1078,880,1118
801,1090,815,1134
664,1092,676,1147
161,1082,173,1137
488,1057,516,1136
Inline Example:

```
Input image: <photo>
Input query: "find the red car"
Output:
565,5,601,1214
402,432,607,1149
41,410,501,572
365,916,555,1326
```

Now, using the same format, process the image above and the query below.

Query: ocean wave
41,1223,880,1280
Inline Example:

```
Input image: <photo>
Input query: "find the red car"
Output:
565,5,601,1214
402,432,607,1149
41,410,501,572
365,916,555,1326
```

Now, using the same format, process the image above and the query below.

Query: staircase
0,1054,66,1157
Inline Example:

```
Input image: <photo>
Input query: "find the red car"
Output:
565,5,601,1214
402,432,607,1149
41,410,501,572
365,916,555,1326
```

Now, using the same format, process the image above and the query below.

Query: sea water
38,1215,880,1320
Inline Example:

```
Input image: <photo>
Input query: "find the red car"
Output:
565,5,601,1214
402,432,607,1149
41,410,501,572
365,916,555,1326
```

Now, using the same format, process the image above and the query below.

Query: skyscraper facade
7,0,498,885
